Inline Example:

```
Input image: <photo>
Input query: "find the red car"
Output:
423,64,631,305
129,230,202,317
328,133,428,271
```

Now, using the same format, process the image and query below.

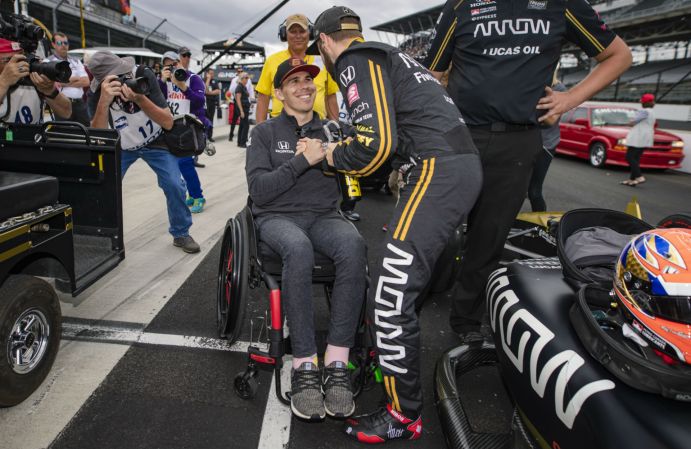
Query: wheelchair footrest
249,346,276,367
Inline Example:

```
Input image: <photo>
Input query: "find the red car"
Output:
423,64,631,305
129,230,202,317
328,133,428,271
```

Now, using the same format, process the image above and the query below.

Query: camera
116,74,150,95
0,12,72,83
163,65,188,82
173,68,188,82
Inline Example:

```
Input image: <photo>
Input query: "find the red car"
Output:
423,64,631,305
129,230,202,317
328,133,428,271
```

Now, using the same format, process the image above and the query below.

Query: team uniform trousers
121,147,193,238
256,211,367,358
452,128,542,326
374,153,482,417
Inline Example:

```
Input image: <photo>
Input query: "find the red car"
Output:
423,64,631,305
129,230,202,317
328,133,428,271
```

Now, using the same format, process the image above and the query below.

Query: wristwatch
44,88,60,99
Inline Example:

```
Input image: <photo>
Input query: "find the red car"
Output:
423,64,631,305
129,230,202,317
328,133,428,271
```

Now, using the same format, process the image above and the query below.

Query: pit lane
0,127,689,449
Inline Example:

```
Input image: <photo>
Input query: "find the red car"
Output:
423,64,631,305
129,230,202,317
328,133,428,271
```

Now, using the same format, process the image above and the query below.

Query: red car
557,105,685,169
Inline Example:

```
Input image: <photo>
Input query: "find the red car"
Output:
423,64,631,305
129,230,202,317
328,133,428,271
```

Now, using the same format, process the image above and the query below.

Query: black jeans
373,153,482,417
626,146,644,179
527,146,556,212
237,114,250,146
255,211,367,358
229,104,240,138
451,127,542,330
205,101,217,137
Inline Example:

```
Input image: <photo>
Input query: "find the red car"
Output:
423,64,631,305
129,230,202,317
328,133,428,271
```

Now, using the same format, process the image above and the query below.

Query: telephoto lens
117,74,150,96
173,67,188,82
27,55,71,83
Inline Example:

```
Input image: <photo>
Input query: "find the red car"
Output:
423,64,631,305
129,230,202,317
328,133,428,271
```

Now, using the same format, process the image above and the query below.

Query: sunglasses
54,41,69,46
181,53,191,57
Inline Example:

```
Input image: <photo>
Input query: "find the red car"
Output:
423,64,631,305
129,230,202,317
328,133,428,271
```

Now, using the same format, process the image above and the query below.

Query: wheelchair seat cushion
258,241,337,280
0,171,59,222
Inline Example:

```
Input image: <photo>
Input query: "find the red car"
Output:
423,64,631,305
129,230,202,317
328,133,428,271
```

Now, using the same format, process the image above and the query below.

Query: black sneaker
344,404,422,444
173,235,200,253
290,362,325,421
342,210,360,222
208,136,215,142
322,361,354,418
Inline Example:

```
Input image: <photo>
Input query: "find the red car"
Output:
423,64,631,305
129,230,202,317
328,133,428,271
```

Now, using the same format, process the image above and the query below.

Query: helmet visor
629,288,691,325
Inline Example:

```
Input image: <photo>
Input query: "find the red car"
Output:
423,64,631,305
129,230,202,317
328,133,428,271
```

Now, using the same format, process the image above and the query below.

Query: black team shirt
424,0,618,126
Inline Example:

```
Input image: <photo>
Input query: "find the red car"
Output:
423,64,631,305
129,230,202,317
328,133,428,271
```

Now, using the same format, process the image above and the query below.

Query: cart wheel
234,371,258,400
0,275,61,407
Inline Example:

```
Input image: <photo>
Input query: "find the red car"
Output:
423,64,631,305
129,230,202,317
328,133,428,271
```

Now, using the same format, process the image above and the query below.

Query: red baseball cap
640,93,655,103
0,38,22,54
273,58,320,88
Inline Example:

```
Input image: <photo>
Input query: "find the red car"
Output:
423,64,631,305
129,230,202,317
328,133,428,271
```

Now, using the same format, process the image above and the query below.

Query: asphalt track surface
2,134,690,449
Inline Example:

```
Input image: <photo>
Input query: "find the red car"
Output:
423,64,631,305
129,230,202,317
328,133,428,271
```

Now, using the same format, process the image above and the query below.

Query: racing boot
322,361,355,418
290,362,325,421
344,404,422,443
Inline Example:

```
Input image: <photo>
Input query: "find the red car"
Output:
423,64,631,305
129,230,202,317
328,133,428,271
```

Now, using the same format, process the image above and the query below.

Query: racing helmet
613,228,691,365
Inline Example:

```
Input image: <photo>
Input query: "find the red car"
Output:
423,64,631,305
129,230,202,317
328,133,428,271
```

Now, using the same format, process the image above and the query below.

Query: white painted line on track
62,322,266,353
258,357,293,449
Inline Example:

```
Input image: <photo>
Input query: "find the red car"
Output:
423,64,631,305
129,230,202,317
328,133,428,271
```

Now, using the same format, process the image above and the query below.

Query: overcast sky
132,0,443,55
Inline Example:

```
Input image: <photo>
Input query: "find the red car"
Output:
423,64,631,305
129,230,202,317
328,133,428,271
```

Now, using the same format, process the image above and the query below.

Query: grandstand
372,0,691,107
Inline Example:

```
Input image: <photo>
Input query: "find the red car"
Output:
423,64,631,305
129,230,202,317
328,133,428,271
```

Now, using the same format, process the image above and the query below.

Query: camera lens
173,68,188,82
28,56,71,83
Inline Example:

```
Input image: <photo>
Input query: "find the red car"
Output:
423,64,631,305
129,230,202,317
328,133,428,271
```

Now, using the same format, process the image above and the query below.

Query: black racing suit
330,39,482,417
423,0,620,331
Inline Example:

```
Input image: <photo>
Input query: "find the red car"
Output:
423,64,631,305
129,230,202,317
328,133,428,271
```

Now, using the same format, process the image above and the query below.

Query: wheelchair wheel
234,370,258,400
216,215,249,343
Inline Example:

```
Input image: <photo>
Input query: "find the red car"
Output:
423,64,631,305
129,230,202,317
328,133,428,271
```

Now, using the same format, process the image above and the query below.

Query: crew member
255,13,339,124
89,51,200,254
0,38,71,123
45,32,90,125
204,68,221,141
305,6,482,442
177,46,209,168
246,58,367,421
424,0,633,335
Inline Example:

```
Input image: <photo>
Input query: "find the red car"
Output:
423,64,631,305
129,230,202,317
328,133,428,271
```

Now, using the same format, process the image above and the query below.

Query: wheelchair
216,200,379,403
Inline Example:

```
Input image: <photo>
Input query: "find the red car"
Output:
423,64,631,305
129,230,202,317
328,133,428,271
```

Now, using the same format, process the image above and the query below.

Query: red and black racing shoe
343,404,422,444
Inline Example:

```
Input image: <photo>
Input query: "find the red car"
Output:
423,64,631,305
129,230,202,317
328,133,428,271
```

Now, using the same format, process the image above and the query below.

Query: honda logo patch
340,66,356,87
277,141,290,150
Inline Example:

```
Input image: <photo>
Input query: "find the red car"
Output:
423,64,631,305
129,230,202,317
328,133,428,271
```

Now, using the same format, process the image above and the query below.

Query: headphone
278,17,315,42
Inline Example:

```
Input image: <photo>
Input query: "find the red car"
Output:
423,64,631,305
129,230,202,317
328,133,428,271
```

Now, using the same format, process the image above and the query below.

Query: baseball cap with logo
0,38,22,54
640,93,655,104
273,58,320,88
285,14,310,31
306,6,362,55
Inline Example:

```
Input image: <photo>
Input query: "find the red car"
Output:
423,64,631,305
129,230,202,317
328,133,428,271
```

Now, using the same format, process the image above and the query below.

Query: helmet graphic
614,228,691,364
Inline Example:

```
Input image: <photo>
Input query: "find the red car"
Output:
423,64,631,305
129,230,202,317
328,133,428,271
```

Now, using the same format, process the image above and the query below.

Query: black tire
657,213,691,229
234,371,258,400
216,217,248,343
0,275,61,407
589,142,607,168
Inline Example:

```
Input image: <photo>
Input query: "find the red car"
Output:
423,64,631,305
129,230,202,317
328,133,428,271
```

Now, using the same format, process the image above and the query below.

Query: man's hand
161,66,172,82
0,54,30,87
120,83,144,104
536,86,577,123
296,138,325,166
30,73,56,96
99,74,122,106
172,75,187,91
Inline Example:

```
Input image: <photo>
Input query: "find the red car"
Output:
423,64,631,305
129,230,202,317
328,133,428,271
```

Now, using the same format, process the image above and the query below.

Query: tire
216,217,248,343
589,142,607,168
657,213,691,229
0,275,61,407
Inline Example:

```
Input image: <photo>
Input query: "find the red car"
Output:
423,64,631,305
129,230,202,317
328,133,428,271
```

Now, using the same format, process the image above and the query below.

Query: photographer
159,50,207,213
177,46,210,168
88,50,200,254
0,38,71,123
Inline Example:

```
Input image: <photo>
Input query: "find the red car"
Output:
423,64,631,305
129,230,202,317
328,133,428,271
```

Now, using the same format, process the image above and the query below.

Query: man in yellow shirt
255,13,339,123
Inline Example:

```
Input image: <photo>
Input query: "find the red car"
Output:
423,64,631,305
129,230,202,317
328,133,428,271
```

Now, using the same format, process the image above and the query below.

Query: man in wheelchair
245,58,367,421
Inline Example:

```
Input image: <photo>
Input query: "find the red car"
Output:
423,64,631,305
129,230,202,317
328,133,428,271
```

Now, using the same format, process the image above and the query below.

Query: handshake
296,137,333,166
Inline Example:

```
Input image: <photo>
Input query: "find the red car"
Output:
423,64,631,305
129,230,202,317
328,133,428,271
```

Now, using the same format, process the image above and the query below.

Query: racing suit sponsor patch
347,83,360,107
340,66,356,87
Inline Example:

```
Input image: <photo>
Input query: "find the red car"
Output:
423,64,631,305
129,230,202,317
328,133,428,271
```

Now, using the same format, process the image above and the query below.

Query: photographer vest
0,85,43,125
165,77,191,115
110,66,163,151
